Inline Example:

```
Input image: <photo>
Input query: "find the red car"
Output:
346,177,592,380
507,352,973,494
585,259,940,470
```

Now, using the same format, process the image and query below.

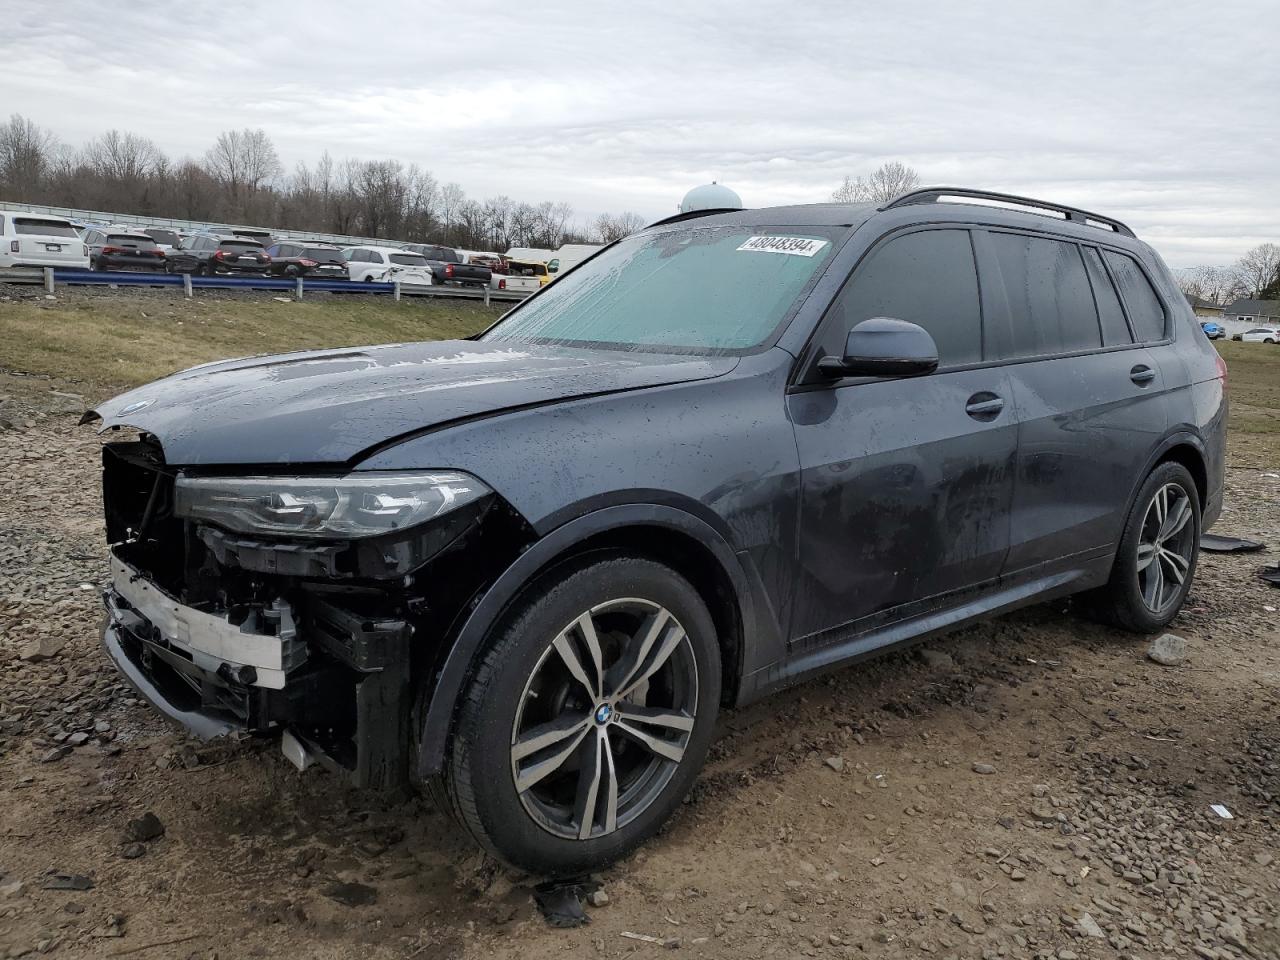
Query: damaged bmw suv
87,188,1226,874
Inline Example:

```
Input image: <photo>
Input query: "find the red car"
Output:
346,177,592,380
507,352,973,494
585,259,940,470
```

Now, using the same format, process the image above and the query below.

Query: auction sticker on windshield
736,236,829,257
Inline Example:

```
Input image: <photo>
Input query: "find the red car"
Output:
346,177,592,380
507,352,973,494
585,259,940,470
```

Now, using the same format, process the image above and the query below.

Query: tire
1080,461,1200,633
1265,338,1276,344
93,258,107,272
436,556,721,874
195,263,209,277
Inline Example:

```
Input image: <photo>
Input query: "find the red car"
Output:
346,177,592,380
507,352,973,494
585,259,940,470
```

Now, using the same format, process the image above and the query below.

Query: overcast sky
3,1,1275,266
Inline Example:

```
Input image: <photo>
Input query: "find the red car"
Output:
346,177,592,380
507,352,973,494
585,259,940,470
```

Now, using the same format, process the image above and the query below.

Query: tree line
0,114,646,250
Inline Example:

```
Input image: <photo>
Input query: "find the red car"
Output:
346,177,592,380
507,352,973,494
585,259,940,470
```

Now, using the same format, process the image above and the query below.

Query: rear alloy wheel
1135,482,1197,617
1079,461,1200,632
439,557,720,874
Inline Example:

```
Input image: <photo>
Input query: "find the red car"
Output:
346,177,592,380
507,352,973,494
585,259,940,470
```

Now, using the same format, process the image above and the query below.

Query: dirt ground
1,369,1278,960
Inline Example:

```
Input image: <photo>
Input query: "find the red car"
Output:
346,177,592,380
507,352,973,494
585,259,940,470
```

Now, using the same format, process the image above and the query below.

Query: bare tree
593,211,645,242
1234,243,1280,299
438,182,466,244
0,114,60,200
1174,265,1244,306
831,161,921,204
203,128,283,220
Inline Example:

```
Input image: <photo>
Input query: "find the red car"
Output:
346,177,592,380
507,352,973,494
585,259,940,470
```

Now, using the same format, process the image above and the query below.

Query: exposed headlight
174,471,491,539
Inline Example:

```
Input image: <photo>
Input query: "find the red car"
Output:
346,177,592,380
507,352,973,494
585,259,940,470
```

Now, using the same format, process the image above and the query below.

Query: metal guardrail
0,267,529,304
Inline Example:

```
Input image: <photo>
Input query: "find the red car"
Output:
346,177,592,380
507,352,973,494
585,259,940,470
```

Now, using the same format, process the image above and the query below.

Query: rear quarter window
1081,247,1133,346
1103,251,1167,342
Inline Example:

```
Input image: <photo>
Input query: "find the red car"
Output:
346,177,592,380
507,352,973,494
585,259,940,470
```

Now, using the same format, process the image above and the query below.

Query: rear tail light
83,244,89,257
260,254,271,263
101,246,123,255
1214,351,1227,391
498,278,506,290
445,263,455,278
10,240,19,253
214,250,226,260
298,258,317,267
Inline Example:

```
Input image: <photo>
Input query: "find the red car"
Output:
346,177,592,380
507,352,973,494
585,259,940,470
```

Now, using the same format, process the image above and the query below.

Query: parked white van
0,211,90,270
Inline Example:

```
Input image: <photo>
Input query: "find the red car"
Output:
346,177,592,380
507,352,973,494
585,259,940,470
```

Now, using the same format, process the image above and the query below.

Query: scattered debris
1260,566,1280,587
532,877,599,928
1209,803,1234,820
1147,633,1187,666
1199,534,1266,553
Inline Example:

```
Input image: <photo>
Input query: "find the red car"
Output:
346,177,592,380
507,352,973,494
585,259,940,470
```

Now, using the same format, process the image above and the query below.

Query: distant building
1222,298,1280,323
1220,298,1280,338
1184,295,1224,319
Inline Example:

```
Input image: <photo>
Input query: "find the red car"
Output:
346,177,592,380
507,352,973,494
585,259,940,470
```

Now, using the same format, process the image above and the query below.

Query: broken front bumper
101,555,413,789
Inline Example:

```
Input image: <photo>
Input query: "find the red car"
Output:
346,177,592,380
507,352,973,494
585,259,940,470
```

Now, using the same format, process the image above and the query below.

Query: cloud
2,0,1275,265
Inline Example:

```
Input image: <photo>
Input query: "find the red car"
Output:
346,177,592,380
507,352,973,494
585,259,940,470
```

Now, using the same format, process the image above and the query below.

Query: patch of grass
0,293,501,394
1215,340,1280,466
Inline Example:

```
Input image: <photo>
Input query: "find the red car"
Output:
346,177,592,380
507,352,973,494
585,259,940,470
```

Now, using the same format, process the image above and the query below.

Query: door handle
1130,365,1156,385
965,393,1005,419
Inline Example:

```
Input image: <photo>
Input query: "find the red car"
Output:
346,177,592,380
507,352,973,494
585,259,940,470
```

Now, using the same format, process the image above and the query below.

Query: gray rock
587,889,610,907
120,843,145,860
1077,913,1105,938
972,762,997,775
19,637,64,662
1147,633,1187,666
919,649,955,669
824,756,845,772
323,882,377,907
123,811,164,843
39,746,71,764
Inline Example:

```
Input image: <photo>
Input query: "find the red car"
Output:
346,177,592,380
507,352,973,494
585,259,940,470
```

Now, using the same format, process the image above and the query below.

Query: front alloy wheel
438,557,720,874
511,599,698,841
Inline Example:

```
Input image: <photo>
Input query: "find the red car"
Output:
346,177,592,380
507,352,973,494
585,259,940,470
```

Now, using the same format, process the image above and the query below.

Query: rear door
976,230,1169,574
787,227,1019,648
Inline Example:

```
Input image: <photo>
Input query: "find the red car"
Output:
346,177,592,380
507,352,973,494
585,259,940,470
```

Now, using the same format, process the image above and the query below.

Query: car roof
355,245,423,254
0,210,75,223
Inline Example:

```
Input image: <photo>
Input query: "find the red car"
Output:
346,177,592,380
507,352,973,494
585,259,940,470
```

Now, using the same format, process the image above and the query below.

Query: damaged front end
99,436,528,790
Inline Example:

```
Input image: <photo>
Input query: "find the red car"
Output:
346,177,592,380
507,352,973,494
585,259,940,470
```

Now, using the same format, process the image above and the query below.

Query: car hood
85,339,738,465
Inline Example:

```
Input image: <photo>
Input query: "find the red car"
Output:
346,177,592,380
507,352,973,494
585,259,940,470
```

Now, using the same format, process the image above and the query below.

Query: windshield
390,253,429,266
482,225,837,353
145,229,179,245
14,218,79,238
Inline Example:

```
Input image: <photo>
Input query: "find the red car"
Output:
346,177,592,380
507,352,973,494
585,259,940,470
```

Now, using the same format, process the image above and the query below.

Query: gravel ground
1,376,1277,960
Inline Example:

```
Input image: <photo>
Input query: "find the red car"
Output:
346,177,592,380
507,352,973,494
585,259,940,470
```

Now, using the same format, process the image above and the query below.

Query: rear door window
828,228,982,367
221,241,262,255
988,232,1102,357
1103,251,1167,342
390,253,429,266
1081,247,1132,346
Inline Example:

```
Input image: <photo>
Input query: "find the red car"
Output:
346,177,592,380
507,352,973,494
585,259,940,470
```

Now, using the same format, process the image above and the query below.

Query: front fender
414,502,758,779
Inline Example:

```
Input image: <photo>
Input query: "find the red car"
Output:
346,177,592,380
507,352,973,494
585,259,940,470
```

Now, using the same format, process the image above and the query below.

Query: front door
787,227,1018,649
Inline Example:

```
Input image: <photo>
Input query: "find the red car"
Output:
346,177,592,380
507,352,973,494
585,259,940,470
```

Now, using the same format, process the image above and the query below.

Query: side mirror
547,259,559,274
817,317,940,379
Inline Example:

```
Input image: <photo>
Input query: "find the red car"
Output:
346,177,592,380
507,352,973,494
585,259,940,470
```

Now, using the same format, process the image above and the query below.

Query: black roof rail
883,187,1135,238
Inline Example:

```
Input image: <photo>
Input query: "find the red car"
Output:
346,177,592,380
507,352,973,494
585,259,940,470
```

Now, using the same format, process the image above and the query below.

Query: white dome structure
679,182,743,213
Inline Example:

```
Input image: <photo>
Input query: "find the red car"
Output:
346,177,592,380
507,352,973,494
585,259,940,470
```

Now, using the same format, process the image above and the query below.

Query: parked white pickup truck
491,272,541,294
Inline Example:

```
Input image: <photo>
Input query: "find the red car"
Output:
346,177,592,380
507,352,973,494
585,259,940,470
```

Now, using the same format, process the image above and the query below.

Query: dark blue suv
87,188,1226,874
